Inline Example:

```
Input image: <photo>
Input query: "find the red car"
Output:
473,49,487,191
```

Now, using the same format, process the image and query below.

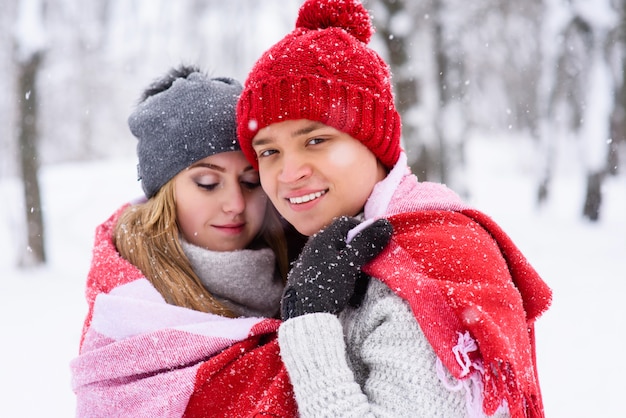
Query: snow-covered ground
1,135,625,417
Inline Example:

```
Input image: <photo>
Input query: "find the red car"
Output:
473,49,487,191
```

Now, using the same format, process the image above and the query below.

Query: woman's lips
213,223,245,234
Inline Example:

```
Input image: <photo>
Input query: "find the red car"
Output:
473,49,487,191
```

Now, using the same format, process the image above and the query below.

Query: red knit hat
237,0,402,170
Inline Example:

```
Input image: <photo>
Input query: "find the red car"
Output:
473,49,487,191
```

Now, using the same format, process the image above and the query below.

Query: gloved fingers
280,286,298,320
344,218,393,264
305,216,361,253
319,216,361,239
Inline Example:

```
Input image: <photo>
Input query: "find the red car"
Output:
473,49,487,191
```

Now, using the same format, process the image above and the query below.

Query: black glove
281,216,393,320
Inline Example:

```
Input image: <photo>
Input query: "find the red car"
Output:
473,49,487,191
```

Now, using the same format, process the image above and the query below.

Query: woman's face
174,151,267,251
251,119,387,236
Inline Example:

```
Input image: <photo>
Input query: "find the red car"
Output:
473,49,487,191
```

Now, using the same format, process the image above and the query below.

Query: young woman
71,65,300,417
237,1,553,417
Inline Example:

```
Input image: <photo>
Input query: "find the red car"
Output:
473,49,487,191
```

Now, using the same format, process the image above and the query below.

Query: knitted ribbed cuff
278,312,351,376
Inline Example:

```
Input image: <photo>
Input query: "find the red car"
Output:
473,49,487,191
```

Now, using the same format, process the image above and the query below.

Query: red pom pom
296,0,373,44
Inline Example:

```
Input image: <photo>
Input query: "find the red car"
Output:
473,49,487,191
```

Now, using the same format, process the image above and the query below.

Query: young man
237,1,552,417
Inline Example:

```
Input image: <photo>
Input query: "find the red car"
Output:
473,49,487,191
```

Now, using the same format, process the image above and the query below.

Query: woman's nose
222,184,246,214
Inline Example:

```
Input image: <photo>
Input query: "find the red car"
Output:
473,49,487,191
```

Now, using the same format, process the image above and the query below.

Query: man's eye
258,149,277,158
308,137,325,145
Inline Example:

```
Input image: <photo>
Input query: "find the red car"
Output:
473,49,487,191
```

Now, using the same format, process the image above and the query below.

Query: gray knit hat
129,70,243,198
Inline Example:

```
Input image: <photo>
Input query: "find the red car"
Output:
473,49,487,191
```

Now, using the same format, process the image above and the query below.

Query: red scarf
364,209,552,418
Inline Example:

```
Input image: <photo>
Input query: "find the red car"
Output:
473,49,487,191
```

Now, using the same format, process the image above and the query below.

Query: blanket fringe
436,331,488,418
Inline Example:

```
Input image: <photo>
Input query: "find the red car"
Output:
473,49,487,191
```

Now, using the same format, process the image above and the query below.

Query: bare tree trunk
582,171,604,221
432,0,448,185
17,51,46,266
577,21,618,222
373,0,431,178
608,4,626,177
431,0,468,194
536,9,616,222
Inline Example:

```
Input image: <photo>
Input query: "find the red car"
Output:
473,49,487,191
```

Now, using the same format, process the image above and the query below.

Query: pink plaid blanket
70,206,296,417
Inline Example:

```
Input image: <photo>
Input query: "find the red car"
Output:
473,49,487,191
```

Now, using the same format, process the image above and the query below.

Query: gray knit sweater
278,278,511,417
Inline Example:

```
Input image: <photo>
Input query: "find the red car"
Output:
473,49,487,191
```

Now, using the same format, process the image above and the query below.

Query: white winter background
2,0,626,416
0,132,624,417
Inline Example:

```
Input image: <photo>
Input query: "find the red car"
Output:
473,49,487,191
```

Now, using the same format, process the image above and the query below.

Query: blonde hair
113,180,288,316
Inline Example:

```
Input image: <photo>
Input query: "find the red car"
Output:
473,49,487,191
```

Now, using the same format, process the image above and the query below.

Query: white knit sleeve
278,279,469,418
278,313,372,417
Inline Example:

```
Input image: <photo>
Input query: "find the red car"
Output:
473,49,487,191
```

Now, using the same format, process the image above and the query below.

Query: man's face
251,119,387,236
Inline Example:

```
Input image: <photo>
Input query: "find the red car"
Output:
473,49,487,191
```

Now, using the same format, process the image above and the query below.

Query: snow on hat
237,0,402,170
129,70,243,198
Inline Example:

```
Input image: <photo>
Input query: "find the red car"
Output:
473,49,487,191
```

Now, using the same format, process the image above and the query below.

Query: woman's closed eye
196,180,259,191
240,171,261,190
196,182,218,191
241,180,261,190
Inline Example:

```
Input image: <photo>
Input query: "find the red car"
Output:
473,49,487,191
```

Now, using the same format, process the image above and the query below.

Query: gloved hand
281,216,393,320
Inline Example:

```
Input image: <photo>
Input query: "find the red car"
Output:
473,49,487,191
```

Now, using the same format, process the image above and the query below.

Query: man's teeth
289,190,326,204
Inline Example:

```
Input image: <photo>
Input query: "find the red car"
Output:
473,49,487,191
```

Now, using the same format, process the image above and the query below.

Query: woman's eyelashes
195,178,261,191
241,181,261,190
196,181,218,191
241,173,261,189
